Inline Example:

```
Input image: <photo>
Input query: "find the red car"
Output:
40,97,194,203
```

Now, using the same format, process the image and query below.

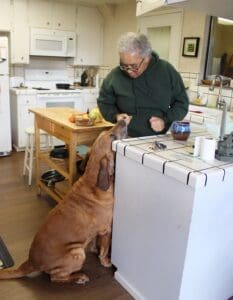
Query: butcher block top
113,125,233,189
29,107,113,132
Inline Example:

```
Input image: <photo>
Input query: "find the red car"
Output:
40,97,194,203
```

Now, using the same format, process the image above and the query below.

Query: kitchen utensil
56,83,70,89
170,121,190,141
41,170,65,187
153,141,167,150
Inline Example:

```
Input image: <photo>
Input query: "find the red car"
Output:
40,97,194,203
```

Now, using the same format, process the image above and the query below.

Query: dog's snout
115,121,128,139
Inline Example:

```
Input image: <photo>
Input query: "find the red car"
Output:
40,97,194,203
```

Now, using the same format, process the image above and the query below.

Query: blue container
170,121,190,141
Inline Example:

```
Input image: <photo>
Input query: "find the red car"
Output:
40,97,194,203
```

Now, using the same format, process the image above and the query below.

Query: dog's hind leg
49,247,89,284
98,232,112,267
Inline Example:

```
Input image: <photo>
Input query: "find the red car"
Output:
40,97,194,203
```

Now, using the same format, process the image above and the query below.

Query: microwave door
31,34,67,57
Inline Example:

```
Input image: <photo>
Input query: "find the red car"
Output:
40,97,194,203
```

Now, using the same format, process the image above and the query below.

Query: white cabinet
75,6,103,65
10,92,37,150
0,0,11,31
28,0,76,31
11,0,29,64
52,2,76,31
136,0,187,16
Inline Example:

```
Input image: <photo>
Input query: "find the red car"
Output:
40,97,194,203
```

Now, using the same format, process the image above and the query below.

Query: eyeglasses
119,58,144,72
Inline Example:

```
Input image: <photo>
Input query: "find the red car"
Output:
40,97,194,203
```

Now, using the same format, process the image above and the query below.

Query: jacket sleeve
97,72,120,123
163,64,189,124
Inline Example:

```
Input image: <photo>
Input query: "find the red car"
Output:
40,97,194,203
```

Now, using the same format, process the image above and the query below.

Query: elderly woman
97,32,189,137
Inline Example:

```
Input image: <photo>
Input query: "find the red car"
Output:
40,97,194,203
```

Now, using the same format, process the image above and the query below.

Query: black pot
56,83,70,89
50,148,69,159
41,170,65,187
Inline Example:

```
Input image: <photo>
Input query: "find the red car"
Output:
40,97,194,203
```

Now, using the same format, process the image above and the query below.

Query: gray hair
117,32,152,58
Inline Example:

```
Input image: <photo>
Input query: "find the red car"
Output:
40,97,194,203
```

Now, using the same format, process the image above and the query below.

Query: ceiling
52,0,233,19
171,0,233,19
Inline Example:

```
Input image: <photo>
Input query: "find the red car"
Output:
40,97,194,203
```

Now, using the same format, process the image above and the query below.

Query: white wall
100,3,207,76
99,0,137,68
179,8,207,74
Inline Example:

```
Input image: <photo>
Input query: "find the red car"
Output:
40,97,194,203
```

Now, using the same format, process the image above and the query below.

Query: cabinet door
75,6,103,65
11,0,29,64
18,95,37,148
52,2,76,31
0,0,11,30
28,0,52,28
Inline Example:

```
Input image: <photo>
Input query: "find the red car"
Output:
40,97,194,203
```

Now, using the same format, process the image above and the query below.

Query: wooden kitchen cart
29,107,113,202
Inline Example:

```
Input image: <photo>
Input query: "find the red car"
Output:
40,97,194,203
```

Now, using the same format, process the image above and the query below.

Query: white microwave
30,28,76,57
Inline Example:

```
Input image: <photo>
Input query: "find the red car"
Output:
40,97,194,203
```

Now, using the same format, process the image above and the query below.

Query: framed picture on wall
182,37,200,57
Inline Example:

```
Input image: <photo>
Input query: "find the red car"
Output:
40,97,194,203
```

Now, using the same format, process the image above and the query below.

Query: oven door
37,93,84,111
37,93,84,146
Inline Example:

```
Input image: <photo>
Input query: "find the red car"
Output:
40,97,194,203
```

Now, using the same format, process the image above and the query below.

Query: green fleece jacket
97,52,189,137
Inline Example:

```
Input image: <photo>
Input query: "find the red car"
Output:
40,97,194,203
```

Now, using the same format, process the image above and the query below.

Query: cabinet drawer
18,94,37,106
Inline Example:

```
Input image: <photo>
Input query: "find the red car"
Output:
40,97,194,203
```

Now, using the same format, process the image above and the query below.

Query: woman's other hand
150,116,165,132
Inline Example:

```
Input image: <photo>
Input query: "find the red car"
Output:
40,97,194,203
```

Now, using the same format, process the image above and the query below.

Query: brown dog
0,120,128,284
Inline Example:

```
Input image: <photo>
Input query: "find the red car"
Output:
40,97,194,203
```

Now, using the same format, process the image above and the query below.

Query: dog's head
83,120,128,191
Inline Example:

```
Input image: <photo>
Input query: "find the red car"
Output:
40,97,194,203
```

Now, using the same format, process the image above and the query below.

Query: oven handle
37,93,82,98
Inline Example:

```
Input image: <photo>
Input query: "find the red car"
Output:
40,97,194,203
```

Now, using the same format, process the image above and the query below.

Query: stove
25,69,71,90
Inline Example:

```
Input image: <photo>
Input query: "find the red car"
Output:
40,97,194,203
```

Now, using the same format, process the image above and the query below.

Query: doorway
137,9,183,69
147,26,171,60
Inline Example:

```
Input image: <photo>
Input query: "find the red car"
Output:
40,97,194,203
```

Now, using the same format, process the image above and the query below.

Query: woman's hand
150,116,165,132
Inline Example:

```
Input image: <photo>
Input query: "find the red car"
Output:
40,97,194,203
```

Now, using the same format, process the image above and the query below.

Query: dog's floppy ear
96,156,112,191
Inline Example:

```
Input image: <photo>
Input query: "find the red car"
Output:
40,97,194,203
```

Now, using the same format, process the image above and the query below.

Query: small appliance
30,27,76,57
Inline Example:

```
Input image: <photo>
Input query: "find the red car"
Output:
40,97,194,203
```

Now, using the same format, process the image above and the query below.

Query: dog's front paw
99,256,112,268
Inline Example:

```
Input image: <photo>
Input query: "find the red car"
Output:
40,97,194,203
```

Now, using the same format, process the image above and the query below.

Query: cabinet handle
21,56,24,60
47,22,50,26
58,23,61,26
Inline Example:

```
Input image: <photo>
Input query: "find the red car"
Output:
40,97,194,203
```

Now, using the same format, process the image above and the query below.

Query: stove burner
32,87,50,90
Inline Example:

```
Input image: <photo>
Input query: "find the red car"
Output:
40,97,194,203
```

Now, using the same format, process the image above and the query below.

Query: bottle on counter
81,70,88,87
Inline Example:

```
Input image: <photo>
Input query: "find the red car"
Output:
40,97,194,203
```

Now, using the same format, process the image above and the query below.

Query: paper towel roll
193,136,203,157
200,138,216,161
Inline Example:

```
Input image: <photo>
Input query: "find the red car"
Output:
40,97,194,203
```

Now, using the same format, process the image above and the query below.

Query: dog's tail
0,260,36,279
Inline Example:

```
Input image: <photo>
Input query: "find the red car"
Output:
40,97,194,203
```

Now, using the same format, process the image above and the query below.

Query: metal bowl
41,170,65,187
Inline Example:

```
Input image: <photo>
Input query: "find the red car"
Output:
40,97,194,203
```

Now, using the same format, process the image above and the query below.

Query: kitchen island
111,128,233,300
29,107,113,202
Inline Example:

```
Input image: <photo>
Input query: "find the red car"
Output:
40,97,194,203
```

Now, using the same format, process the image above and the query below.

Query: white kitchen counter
186,104,233,138
111,130,233,300
10,87,98,95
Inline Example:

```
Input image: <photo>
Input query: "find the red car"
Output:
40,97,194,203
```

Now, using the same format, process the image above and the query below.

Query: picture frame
182,37,200,57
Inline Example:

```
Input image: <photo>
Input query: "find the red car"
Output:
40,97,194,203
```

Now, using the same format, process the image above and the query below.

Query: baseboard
114,271,146,300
